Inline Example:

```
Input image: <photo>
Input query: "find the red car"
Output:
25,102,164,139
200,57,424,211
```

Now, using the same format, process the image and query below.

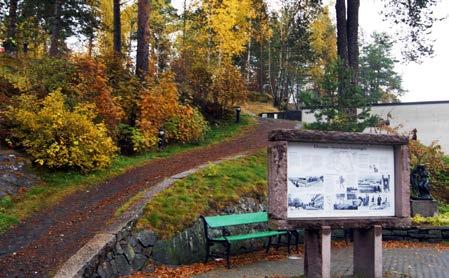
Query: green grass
135,150,268,239
114,191,146,217
439,203,449,214
0,115,256,233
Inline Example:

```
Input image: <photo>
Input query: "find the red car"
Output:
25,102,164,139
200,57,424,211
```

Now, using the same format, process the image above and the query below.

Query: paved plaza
196,247,449,278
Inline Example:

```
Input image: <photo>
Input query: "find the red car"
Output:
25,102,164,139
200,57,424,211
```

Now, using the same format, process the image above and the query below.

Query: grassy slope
0,115,256,233
135,150,267,239
242,101,278,116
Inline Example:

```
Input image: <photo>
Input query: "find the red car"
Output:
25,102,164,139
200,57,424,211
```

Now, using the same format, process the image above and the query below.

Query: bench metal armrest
200,215,212,241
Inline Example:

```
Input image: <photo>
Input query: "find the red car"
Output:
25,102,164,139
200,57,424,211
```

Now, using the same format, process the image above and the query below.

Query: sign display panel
287,142,395,218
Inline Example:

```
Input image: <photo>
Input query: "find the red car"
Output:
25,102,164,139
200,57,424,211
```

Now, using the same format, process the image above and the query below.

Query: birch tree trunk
246,40,251,84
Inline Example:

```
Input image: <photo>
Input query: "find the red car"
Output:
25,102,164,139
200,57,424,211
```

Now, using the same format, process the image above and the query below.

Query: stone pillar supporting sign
304,226,331,278
353,225,383,278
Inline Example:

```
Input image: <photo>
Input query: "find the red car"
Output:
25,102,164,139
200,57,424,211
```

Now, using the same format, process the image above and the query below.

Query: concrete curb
54,153,247,278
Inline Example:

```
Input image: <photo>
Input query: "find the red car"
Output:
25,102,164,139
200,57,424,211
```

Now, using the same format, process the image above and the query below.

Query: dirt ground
0,119,294,277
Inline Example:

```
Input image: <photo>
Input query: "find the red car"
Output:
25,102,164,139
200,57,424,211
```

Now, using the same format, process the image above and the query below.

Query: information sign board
287,142,395,218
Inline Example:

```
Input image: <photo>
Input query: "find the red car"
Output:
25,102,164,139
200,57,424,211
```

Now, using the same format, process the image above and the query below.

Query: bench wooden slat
213,230,287,242
204,211,268,228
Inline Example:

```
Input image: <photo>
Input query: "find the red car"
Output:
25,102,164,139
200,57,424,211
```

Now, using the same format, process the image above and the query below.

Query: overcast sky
357,0,449,102
171,0,449,102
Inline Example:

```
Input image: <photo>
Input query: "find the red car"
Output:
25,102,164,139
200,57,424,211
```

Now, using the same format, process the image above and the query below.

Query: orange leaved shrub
137,73,208,151
71,56,123,131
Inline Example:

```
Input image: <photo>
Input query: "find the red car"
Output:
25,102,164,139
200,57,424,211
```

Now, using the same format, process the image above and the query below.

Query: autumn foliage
408,140,449,201
179,62,247,121
164,106,208,144
71,57,123,131
137,73,208,151
376,123,449,202
5,91,117,172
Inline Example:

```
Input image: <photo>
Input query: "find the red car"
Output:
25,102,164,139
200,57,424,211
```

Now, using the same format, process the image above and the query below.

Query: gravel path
0,118,295,277
196,247,449,278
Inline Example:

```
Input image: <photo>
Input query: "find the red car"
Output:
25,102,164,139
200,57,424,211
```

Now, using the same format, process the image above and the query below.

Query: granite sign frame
267,129,411,278
268,129,411,229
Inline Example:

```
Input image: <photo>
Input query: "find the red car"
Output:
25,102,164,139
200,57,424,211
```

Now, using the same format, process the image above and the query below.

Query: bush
412,213,449,226
137,72,208,150
211,63,248,119
118,124,155,154
71,56,123,131
21,57,76,97
409,140,449,202
137,73,179,149
103,55,143,126
179,62,247,121
165,106,208,143
5,91,117,172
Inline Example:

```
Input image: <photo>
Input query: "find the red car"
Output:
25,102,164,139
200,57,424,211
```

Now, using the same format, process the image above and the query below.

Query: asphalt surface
196,247,449,278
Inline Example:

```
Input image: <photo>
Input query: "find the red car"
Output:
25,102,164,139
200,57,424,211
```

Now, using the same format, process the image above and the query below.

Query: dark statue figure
410,165,432,200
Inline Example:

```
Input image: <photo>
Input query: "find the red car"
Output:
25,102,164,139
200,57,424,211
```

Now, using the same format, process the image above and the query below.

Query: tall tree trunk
182,0,187,48
335,0,359,121
274,28,284,108
347,0,360,83
268,40,274,98
113,0,122,56
335,0,348,65
258,41,264,93
136,0,151,80
49,0,62,57
246,40,251,85
5,0,18,55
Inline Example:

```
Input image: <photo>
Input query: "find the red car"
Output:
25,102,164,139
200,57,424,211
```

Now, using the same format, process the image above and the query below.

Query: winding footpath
0,119,294,277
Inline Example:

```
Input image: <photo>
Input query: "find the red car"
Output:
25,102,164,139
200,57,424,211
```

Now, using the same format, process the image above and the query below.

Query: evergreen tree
359,33,405,103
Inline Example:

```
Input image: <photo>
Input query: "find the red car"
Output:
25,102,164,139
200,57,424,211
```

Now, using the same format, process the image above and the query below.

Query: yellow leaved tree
206,0,256,61
308,6,337,93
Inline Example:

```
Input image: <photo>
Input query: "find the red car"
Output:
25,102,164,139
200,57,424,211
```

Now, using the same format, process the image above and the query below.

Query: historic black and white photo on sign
333,193,359,210
289,176,324,188
288,194,324,211
287,142,395,218
358,175,383,193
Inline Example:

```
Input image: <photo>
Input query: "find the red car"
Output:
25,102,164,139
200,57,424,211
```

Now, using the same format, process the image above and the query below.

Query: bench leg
276,234,282,250
266,236,272,254
287,232,292,255
225,242,231,269
205,242,211,263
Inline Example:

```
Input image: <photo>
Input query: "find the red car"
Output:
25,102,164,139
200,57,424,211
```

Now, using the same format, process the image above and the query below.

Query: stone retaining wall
81,222,157,277
382,227,449,242
329,227,449,243
78,196,268,278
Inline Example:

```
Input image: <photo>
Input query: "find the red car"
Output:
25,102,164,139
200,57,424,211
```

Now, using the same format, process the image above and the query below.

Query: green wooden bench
200,211,290,268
